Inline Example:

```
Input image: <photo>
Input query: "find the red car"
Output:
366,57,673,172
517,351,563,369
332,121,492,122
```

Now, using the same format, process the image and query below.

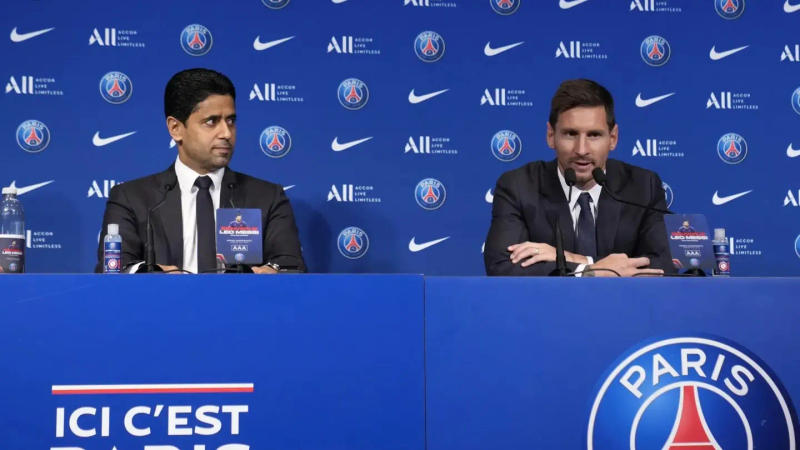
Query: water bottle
104,223,122,273
712,228,730,277
0,186,25,273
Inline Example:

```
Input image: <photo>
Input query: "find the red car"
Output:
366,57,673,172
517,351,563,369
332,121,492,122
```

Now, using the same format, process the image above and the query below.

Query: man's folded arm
484,174,578,276
262,187,306,272
634,172,676,273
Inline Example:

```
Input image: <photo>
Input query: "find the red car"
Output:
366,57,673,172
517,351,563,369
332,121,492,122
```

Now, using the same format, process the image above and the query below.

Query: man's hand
585,253,664,277
252,265,278,274
508,242,589,267
156,264,183,274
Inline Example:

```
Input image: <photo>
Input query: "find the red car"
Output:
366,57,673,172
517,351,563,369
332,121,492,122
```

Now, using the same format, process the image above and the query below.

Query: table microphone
139,183,174,273
564,168,576,203
550,168,576,277
591,168,673,214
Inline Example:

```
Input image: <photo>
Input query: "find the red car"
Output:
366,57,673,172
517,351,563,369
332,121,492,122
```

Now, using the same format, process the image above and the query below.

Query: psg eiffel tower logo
587,336,797,449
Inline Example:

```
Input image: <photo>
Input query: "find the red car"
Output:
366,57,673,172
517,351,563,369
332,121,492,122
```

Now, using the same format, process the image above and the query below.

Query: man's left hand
252,265,278,274
508,242,557,267
508,242,590,267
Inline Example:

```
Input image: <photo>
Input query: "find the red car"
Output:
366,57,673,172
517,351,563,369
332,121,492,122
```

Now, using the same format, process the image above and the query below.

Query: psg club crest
715,0,745,20
261,0,290,9
180,24,213,56
259,126,292,158
98,71,133,104
415,178,446,210
337,78,369,110
15,120,51,153
587,335,798,449
490,130,522,162
794,234,800,259
662,181,674,209
640,35,671,67
717,133,748,164
414,31,446,63
337,226,369,259
791,87,800,115
490,0,520,15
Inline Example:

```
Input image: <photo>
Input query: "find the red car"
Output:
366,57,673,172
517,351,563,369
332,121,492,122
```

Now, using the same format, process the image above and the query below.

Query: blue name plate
663,213,715,274
216,208,263,265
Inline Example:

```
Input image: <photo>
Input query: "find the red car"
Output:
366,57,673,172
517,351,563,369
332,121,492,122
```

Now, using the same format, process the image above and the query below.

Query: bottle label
713,242,731,276
104,241,121,273
0,234,25,273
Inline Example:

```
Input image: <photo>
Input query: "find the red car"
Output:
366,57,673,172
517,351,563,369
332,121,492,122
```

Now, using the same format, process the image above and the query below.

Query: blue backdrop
3,0,799,275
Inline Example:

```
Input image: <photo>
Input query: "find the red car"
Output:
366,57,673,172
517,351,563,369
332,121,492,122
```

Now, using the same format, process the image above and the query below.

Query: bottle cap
108,223,119,235
714,228,726,241
1,186,17,195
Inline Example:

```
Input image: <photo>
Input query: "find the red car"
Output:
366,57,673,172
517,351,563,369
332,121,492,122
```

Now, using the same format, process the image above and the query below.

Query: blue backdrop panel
425,277,800,449
0,274,425,449
2,1,799,276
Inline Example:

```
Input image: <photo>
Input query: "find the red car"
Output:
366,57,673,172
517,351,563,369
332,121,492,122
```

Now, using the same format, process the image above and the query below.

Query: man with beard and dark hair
484,79,674,277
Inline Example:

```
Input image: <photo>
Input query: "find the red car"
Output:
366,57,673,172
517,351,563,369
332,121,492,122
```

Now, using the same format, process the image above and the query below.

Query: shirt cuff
575,263,587,277
126,261,145,273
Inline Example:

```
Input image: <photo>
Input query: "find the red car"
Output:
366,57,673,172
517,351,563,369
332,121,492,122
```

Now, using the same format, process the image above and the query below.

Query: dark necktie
575,192,597,259
194,175,216,273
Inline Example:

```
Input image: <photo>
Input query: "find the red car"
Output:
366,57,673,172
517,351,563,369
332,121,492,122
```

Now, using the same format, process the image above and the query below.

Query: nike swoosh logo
635,92,675,108
332,0,348,3
785,0,800,13
92,131,136,147
10,27,55,43
331,136,373,152
712,190,752,206
559,0,590,9
7,180,54,195
253,35,294,51
409,236,450,252
709,45,749,61
787,144,800,158
484,41,524,57
485,189,494,204
408,88,449,104
283,185,295,191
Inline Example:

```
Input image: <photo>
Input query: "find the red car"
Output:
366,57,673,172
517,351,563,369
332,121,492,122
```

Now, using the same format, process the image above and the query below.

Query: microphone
227,182,237,208
550,215,568,276
564,168,576,203
592,168,673,214
140,183,174,273
547,168,576,277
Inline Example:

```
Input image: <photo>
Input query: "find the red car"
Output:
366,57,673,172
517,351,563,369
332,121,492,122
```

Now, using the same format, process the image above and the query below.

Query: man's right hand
586,253,664,277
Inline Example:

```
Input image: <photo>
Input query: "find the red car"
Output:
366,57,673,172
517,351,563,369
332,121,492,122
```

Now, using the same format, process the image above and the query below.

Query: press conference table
1,275,798,449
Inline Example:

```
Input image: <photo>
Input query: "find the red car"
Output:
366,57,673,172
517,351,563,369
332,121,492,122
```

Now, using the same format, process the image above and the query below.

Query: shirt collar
174,156,225,193
556,165,603,212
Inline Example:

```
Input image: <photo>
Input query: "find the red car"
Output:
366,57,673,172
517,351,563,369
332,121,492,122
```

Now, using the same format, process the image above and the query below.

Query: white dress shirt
556,167,604,274
174,156,225,274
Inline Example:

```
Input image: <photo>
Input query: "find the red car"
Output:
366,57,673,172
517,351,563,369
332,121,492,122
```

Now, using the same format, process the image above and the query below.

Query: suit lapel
541,160,576,252
153,166,183,267
595,161,622,257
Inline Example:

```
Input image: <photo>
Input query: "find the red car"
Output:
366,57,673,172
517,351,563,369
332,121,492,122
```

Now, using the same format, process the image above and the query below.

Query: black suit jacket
484,159,674,276
95,165,306,273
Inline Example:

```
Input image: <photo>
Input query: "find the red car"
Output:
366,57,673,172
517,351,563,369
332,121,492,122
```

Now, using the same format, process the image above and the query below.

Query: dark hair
548,79,615,130
164,68,236,122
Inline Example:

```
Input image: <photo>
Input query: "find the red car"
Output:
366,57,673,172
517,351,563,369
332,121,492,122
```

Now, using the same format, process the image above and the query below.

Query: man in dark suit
95,68,305,274
484,79,673,277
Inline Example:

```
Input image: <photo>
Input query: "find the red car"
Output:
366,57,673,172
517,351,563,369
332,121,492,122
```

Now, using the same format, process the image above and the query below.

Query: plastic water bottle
712,228,730,277
104,223,122,273
0,186,25,273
